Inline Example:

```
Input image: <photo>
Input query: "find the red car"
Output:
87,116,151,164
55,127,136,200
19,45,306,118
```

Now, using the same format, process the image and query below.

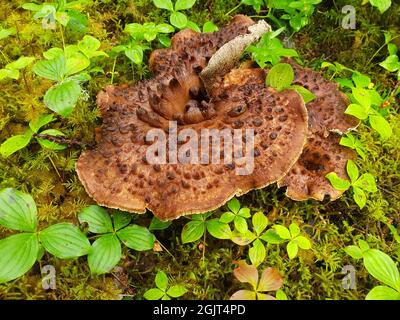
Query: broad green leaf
379,55,399,72
358,239,370,252
368,0,392,14
289,223,300,238
39,223,91,259
175,0,196,11
78,35,101,58
257,267,283,292
369,115,392,140
259,229,284,244
144,288,165,300
112,211,132,231
170,11,188,29
55,11,70,26
363,249,400,291
203,21,218,33
0,130,33,158
227,198,240,213
185,20,200,32
153,0,174,11
149,217,171,231
252,211,268,236
6,56,35,70
161,294,171,300
181,220,205,243
352,87,371,109
230,290,256,300
345,245,363,259
233,260,258,288
78,205,113,234
249,239,266,267
353,186,367,209
0,188,37,232
234,216,248,233
29,114,54,133
326,172,351,191
290,85,316,103
125,46,144,65
388,43,398,56
366,286,400,300
158,34,172,47
36,129,67,150
287,240,298,259
156,23,175,33
206,219,232,239
88,234,121,275
117,225,155,251
0,27,16,40
345,103,369,120
33,55,66,81
231,230,256,245
354,173,378,193
155,270,169,291
276,289,288,300
65,53,90,76
167,285,187,298
238,207,251,218
266,63,294,92
219,211,235,223
273,225,291,240
346,160,359,183
43,48,64,60
295,236,311,250
44,80,81,117
0,233,39,284
0,68,19,80
352,72,371,88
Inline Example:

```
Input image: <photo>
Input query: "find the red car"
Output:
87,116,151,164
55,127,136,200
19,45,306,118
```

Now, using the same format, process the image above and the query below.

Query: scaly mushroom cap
76,17,309,220
277,60,358,201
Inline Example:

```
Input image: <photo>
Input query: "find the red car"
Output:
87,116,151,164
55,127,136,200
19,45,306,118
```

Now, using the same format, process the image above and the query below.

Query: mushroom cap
277,59,358,201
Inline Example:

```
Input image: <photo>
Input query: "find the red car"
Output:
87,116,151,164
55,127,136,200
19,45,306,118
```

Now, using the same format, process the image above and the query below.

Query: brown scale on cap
76,16,310,220
277,59,358,201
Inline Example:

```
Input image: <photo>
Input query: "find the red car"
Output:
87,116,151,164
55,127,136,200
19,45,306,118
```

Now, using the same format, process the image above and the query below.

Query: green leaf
206,219,232,239
219,212,235,223
0,130,33,158
358,239,370,252
295,236,311,250
287,240,298,259
363,249,400,291
234,216,248,233
65,53,90,76
144,288,165,300
290,85,316,103
230,290,257,300
266,63,294,92
158,34,172,47
125,46,144,65
117,225,155,251
289,223,300,238
273,225,291,240
181,220,205,243
231,230,256,245
380,55,400,72
153,0,174,11
29,114,54,133
0,188,37,232
345,245,363,259
78,35,101,58
0,68,19,80
352,72,371,88
170,11,188,29
0,27,16,40
78,205,113,234
36,129,67,150
112,211,132,231
249,239,266,267
44,80,81,117
55,11,70,26
186,21,201,32
352,87,371,109
156,23,175,33
227,198,240,214
238,207,251,218
345,103,369,120
0,233,39,284
21,2,43,11
354,173,378,193
203,21,218,33
366,286,400,300
326,172,351,191
149,217,171,231
369,115,392,140
167,285,187,298
175,0,196,11
276,289,288,300
368,0,392,14
353,186,367,209
43,47,64,60
88,234,121,275
346,160,359,183
6,56,35,70
252,212,268,236
39,223,91,259
155,271,169,291
33,55,66,81
259,229,284,244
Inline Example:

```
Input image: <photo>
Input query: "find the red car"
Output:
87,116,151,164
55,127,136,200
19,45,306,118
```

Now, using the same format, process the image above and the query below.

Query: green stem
367,35,400,66
226,3,242,16
0,49,10,63
110,57,117,84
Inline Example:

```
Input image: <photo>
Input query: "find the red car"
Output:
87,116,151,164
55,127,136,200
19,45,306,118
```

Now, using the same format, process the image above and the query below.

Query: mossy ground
0,0,399,300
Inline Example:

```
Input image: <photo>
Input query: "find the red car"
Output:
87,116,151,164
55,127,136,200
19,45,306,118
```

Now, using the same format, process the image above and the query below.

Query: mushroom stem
200,20,271,95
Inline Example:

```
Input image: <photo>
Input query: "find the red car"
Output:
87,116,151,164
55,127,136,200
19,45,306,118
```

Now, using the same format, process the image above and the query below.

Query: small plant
379,38,400,80
219,198,251,233
153,0,199,30
0,56,35,80
326,160,378,209
202,21,219,33
230,260,284,300
0,188,91,283
144,270,187,300
345,240,400,300
0,27,16,40
33,35,107,116
340,133,367,160
0,114,67,158
363,0,392,14
78,205,156,275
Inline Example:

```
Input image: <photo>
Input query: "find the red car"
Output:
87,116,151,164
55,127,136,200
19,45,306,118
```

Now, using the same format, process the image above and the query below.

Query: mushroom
76,16,309,220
